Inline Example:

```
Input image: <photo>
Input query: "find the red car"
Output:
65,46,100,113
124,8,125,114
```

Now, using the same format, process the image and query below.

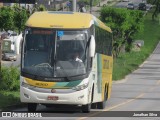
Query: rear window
128,3,133,5
139,3,145,6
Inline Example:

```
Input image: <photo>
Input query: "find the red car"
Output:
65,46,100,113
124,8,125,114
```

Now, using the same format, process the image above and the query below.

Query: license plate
47,96,58,100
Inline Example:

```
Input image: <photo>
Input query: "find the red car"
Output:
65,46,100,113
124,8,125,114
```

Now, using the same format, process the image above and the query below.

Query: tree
31,4,46,14
0,6,14,31
37,4,46,11
13,4,30,34
147,0,160,20
100,7,144,57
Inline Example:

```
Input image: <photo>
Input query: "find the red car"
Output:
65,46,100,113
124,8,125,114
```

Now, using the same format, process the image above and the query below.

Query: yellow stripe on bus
25,78,56,88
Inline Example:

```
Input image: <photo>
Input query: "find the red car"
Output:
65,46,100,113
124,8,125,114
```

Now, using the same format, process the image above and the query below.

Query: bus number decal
35,82,48,87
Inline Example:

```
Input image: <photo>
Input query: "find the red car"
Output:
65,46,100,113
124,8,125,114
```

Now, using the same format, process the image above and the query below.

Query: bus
20,11,113,113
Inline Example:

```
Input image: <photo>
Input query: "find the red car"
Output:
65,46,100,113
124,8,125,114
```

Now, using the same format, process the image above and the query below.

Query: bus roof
26,11,112,33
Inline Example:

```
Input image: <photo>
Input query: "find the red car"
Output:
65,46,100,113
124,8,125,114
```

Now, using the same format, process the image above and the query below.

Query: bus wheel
97,90,107,109
91,103,97,109
82,103,91,113
28,103,37,112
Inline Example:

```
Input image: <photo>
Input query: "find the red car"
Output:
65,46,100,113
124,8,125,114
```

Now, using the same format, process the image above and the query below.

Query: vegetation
0,6,14,31
0,4,48,109
0,66,20,109
0,66,20,91
78,0,100,6
147,0,160,20
113,12,160,80
0,5,29,33
100,7,144,57
0,91,20,108
0,4,46,33
13,4,30,34
37,4,46,11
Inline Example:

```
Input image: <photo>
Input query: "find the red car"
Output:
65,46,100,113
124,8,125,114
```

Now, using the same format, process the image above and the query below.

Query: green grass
80,0,100,6
0,90,20,109
113,12,160,80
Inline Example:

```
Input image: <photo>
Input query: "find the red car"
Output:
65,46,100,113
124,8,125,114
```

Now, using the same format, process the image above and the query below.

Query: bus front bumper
20,86,89,105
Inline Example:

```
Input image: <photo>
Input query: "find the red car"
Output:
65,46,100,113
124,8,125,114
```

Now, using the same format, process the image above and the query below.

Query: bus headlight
72,83,88,91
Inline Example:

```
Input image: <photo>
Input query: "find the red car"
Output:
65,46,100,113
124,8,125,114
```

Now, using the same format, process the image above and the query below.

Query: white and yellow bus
20,11,113,113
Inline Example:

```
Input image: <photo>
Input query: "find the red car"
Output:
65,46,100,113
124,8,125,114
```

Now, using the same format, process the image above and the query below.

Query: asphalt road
8,42,160,120
116,0,142,8
1,54,21,67
91,0,149,17
116,0,151,10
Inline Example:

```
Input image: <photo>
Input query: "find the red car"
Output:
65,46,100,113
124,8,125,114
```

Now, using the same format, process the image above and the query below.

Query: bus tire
97,89,107,109
28,103,37,112
91,103,97,109
45,104,52,108
103,4,106,7
91,85,96,109
82,103,91,113
82,86,92,113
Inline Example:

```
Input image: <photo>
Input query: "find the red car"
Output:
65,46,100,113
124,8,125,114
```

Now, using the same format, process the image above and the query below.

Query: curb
90,0,119,12
108,0,119,7
113,77,128,84
113,41,160,84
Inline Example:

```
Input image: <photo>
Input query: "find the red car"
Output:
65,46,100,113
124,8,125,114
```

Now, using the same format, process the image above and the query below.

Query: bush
0,66,20,91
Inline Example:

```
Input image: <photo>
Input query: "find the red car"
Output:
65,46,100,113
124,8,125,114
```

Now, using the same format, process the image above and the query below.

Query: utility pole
0,35,3,78
73,0,76,12
53,0,56,10
90,0,93,13
19,0,20,7
0,37,1,72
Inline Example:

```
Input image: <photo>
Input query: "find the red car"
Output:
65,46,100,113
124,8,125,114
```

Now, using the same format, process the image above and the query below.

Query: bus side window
95,26,112,56
108,33,112,56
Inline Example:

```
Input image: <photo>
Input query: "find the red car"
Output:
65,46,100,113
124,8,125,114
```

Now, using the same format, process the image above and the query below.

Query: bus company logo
1,112,42,118
35,82,48,87
2,112,11,117
51,89,56,93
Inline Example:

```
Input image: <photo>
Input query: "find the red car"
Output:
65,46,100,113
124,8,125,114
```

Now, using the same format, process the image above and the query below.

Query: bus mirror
89,35,95,57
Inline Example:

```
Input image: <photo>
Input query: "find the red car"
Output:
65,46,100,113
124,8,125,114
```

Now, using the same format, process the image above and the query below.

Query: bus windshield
22,29,88,79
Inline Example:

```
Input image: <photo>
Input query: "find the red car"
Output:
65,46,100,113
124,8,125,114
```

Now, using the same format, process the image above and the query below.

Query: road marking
113,77,128,84
103,93,145,111
156,80,160,85
149,87,155,91
77,93,145,120
78,80,160,120
148,80,160,91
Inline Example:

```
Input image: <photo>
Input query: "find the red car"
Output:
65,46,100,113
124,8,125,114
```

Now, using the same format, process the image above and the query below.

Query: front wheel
91,103,97,109
28,103,37,112
82,103,91,113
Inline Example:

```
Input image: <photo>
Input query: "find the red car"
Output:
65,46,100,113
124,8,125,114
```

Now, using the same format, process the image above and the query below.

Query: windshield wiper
32,63,52,68
22,71,44,81
67,74,88,81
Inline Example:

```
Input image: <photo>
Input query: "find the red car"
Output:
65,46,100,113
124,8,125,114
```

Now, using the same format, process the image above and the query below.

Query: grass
0,66,20,109
0,90,20,109
113,12,160,80
79,0,100,6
